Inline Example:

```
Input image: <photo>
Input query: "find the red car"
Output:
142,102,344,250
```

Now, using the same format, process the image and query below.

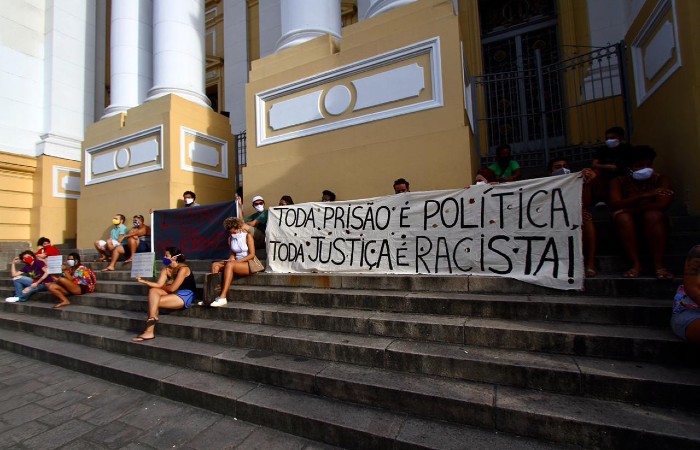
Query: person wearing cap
243,195,268,249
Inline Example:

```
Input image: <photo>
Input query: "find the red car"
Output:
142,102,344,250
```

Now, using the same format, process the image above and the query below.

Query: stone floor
0,349,336,450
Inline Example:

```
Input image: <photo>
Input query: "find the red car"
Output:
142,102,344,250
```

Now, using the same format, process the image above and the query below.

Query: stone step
226,272,679,299
0,328,573,450
1,319,699,449
213,284,671,327
2,301,698,401
3,291,686,365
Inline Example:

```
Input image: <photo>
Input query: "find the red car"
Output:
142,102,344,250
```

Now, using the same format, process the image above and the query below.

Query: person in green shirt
487,144,522,182
243,195,268,250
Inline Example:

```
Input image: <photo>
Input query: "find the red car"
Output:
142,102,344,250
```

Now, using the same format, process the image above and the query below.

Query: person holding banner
243,195,268,250
210,217,256,307
132,247,196,342
35,237,60,261
47,253,96,308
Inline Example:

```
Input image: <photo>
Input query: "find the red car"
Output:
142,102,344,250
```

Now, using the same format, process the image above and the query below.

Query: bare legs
216,260,251,301
48,278,82,308
613,210,669,278
582,211,597,277
103,244,125,271
133,288,184,341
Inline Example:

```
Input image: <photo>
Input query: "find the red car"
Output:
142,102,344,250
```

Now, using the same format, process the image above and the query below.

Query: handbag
248,256,265,273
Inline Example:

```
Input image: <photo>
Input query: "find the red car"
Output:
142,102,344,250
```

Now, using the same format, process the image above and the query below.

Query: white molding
52,166,81,200
180,127,229,178
84,126,163,185
631,0,681,106
256,37,443,146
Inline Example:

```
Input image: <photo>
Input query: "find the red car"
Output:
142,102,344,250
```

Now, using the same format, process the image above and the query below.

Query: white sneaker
210,297,228,307
196,301,204,306
5,297,20,303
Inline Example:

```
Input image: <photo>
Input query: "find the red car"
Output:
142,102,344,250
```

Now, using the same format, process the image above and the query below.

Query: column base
146,87,211,109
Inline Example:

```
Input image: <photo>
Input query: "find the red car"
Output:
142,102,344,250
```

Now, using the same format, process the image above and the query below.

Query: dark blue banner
152,200,237,260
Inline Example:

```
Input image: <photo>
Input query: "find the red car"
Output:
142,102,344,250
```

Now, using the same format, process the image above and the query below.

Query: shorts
136,239,151,253
670,309,700,340
79,284,89,295
176,289,195,309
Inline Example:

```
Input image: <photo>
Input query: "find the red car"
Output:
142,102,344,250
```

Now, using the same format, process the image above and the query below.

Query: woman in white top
210,217,255,307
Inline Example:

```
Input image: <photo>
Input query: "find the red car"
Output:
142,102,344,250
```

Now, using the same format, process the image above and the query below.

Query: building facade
0,0,697,246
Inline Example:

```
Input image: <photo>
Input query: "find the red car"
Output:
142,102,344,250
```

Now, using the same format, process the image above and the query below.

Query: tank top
168,265,197,293
230,232,249,260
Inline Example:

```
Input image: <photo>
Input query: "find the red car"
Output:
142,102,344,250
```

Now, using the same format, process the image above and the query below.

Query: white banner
266,173,584,290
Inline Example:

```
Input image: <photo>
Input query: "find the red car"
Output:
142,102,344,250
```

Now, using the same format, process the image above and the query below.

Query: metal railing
474,42,630,169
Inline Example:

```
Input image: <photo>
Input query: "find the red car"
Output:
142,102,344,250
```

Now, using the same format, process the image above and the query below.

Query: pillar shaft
147,0,209,107
276,0,341,52
103,0,153,117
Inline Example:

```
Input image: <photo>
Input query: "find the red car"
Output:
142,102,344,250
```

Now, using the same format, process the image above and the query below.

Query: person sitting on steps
132,247,196,342
609,145,674,280
671,245,700,344
210,217,256,307
48,253,96,308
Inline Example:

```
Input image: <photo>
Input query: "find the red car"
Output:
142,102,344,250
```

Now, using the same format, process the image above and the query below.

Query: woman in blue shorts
671,245,700,343
132,246,196,342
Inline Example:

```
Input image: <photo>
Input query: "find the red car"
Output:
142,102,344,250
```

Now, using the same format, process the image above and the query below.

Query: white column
146,0,210,107
364,0,416,19
103,0,153,118
276,0,341,53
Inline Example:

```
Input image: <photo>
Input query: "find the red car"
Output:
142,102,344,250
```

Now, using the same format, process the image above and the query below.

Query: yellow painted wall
0,152,36,243
77,95,236,248
244,0,473,204
625,0,700,214
31,155,80,244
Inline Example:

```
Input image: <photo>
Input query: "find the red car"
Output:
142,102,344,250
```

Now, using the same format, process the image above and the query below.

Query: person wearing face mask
609,145,674,280
208,217,257,307
47,253,96,308
243,195,268,250
471,168,497,186
183,191,200,207
101,215,152,271
5,250,54,302
591,126,630,205
487,144,522,182
549,157,598,277
94,214,128,263
132,247,196,342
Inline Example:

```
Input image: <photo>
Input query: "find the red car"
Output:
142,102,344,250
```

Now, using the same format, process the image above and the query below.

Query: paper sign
131,252,156,278
46,255,63,274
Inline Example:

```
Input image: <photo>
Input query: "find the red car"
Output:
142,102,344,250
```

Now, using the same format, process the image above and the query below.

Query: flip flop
585,268,597,278
655,268,673,280
132,336,155,342
53,303,70,308
623,269,639,278
101,267,115,272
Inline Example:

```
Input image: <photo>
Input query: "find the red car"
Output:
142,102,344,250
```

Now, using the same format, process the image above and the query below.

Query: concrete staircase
1,259,699,449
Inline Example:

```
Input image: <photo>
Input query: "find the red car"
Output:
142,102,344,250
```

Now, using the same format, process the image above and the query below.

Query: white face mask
66,260,76,267
184,198,194,205
631,167,654,180
254,204,264,213
552,167,571,176
605,138,620,148
475,181,487,186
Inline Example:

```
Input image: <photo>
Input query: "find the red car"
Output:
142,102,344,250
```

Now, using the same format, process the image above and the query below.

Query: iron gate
473,42,631,169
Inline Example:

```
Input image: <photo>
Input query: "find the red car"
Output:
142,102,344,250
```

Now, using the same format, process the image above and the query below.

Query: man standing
244,195,268,250
183,191,200,207
393,178,410,194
